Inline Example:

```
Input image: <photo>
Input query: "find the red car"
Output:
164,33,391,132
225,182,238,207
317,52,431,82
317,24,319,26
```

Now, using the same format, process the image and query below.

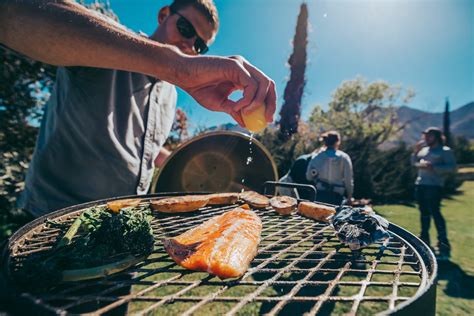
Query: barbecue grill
0,187,437,315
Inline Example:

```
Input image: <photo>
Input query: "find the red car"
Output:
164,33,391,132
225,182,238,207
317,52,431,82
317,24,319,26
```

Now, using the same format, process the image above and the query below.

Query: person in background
278,152,316,200
306,131,353,205
411,127,456,259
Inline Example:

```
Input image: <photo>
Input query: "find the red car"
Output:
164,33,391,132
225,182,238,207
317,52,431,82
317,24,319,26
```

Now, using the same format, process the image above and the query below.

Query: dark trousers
415,185,449,246
316,190,344,205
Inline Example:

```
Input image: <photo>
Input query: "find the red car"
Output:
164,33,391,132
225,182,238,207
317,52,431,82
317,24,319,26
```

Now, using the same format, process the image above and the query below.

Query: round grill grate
1,194,437,315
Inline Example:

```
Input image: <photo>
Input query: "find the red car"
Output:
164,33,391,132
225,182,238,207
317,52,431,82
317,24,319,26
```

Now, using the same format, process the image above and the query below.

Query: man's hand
420,160,433,170
174,55,276,127
414,140,425,153
416,159,433,170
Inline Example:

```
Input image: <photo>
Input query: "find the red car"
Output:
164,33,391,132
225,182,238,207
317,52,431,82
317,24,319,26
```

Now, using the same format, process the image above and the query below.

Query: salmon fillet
163,206,262,279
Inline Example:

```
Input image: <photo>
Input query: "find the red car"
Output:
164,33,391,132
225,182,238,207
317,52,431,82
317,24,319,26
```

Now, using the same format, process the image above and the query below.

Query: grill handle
262,181,317,201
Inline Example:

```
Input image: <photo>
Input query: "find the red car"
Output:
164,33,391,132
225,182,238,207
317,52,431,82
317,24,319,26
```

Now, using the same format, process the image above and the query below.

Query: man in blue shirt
411,127,456,259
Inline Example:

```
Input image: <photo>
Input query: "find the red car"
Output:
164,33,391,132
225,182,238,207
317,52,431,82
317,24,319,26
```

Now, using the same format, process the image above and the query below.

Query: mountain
396,102,474,144
204,102,474,145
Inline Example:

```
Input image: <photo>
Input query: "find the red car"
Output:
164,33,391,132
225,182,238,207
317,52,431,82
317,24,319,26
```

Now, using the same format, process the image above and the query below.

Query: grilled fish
163,206,262,279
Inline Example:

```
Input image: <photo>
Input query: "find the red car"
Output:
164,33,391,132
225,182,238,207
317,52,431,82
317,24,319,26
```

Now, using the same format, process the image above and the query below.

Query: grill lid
152,131,278,193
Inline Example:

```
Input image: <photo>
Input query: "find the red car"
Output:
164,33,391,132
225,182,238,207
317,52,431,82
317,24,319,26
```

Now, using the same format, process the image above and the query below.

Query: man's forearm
0,0,184,82
0,0,278,124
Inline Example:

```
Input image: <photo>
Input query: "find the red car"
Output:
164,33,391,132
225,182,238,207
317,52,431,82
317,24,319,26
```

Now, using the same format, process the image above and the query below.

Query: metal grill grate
4,196,432,315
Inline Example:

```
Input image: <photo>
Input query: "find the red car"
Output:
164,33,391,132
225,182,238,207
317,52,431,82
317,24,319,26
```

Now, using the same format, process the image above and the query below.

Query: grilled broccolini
15,205,154,289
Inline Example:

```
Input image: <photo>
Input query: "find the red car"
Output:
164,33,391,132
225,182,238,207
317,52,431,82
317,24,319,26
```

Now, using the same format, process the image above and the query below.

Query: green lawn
375,181,474,316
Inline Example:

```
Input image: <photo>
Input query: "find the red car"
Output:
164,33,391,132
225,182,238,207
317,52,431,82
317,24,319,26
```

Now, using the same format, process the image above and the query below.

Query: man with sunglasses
0,0,276,216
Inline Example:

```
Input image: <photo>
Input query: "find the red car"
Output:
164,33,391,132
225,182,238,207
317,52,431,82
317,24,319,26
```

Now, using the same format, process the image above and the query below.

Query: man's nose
178,38,197,55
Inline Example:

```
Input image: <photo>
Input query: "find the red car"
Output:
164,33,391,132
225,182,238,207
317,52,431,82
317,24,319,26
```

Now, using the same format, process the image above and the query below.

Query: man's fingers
222,99,245,127
239,61,271,114
233,78,257,112
236,58,276,124
243,77,270,114
236,81,258,111
231,110,245,128
224,102,245,127
264,80,277,122
225,56,257,111
184,54,275,127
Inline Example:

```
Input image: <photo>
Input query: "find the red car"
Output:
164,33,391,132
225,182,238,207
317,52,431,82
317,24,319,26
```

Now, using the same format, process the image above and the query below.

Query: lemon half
242,105,267,133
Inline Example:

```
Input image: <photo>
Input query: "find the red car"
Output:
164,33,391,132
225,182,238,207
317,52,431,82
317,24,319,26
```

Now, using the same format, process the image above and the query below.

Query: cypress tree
279,2,308,139
443,97,451,146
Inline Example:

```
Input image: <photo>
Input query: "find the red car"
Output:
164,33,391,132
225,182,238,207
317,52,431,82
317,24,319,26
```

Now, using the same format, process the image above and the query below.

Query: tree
452,135,474,164
309,78,414,145
279,2,308,138
164,108,190,151
257,121,318,177
0,44,57,239
443,97,451,147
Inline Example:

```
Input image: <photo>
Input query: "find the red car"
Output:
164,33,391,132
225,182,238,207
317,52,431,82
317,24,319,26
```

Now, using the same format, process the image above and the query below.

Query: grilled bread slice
297,201,336,222
240,191,270,208
107,198,142,213
270,196,297,215
151,195,209,213
205,193,240,205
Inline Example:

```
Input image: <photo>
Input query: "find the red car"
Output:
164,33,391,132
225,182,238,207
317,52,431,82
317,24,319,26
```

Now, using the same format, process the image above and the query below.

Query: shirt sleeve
433,148,457,174
343,155,354,198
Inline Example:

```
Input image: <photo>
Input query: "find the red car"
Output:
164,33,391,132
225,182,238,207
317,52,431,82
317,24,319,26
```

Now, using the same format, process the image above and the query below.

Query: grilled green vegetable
14,205,154,290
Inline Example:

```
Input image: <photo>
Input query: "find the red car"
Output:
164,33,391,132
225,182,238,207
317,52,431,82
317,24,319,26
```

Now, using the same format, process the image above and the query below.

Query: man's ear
158,6,171,25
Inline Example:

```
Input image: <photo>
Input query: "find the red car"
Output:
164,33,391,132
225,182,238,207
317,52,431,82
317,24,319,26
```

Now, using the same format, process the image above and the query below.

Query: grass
458,166,474,174
375,181,474,316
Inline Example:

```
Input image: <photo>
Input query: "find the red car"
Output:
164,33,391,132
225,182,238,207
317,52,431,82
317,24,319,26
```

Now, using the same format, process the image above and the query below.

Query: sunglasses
170,8,209,55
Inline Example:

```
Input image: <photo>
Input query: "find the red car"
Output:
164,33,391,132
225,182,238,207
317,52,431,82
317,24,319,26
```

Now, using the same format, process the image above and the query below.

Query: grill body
0,192,437,315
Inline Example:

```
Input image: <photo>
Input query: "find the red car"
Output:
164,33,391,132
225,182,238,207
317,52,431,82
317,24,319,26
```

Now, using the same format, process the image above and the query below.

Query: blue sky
102,0,473,130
